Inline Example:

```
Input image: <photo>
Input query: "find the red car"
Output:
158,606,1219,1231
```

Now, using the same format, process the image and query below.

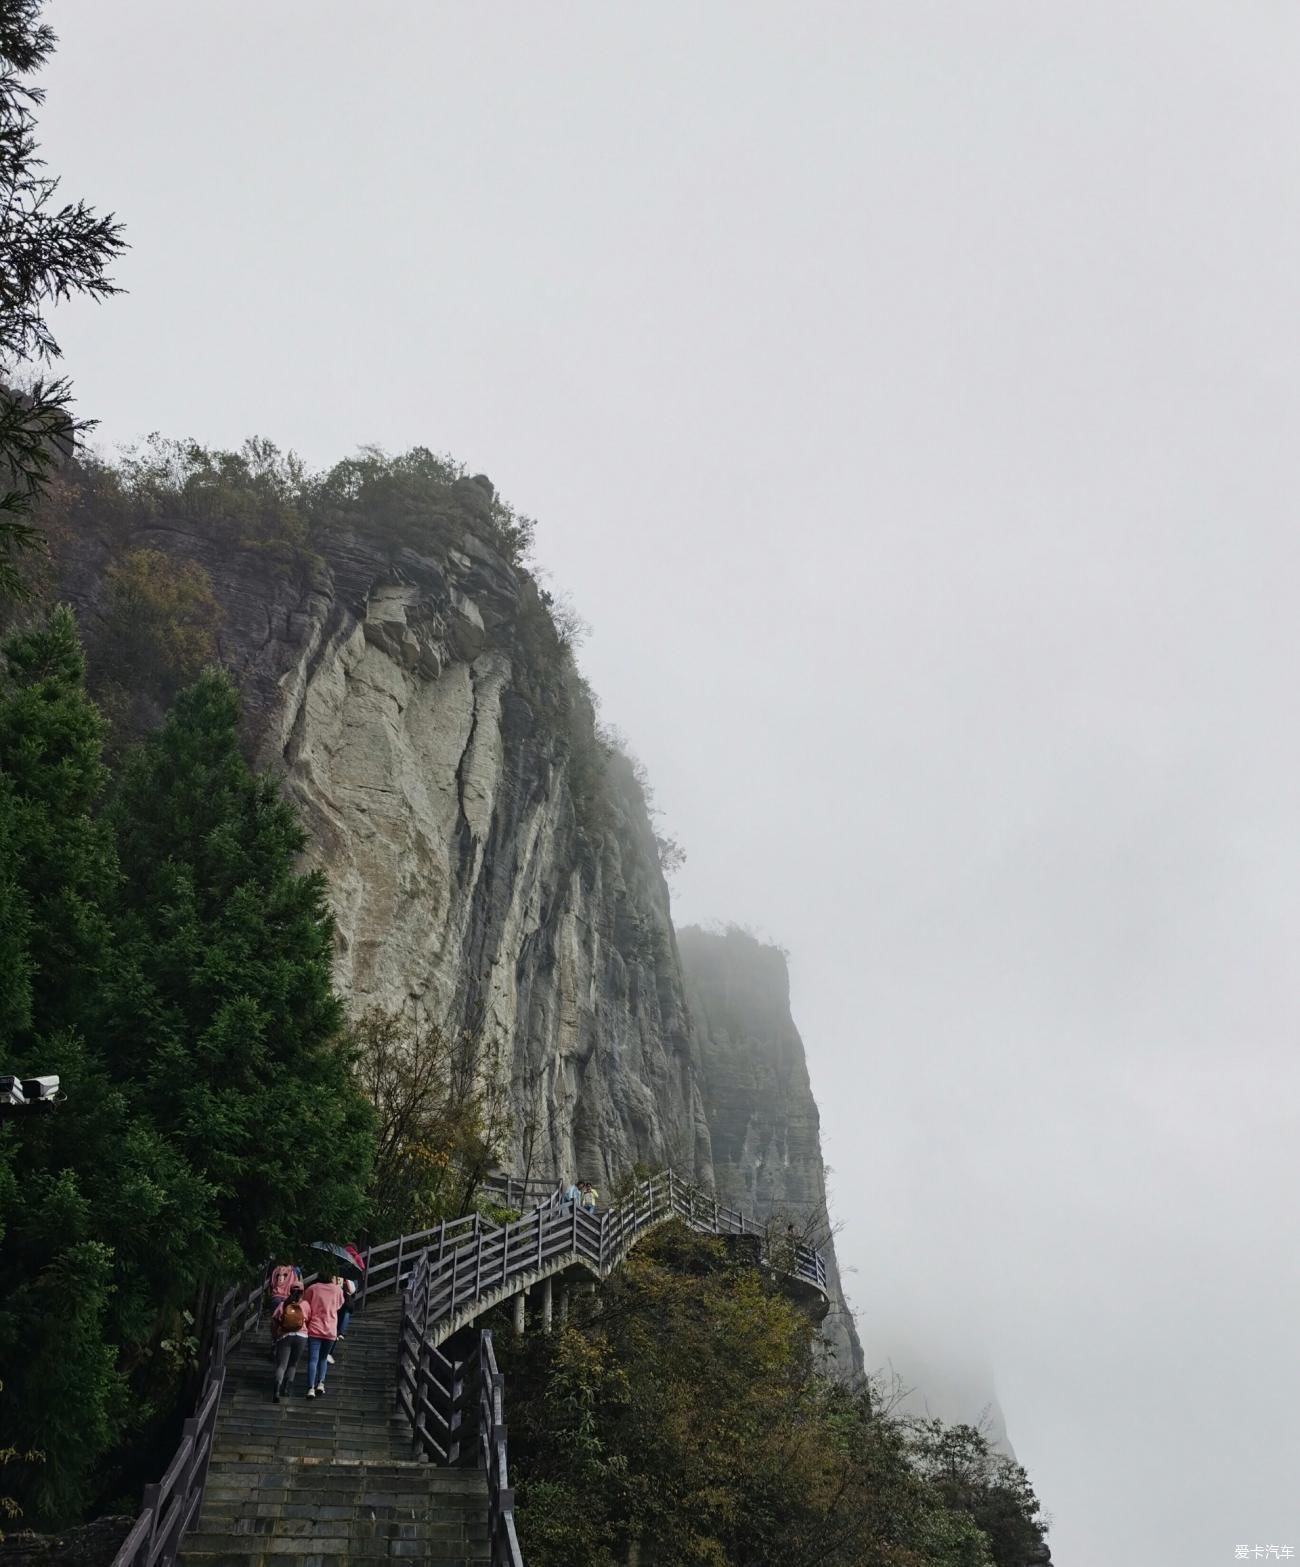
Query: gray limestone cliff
677,926,865,1379
55,464,862,1375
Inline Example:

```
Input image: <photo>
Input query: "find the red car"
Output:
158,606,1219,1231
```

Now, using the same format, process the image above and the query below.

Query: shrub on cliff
70,437,536,567
351,1006,512,1236
89,549,222,738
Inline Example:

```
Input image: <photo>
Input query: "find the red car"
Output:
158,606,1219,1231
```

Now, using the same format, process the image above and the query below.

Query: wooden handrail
115,1171,829,1567
395,1169,830,1563
108,1266,264,1567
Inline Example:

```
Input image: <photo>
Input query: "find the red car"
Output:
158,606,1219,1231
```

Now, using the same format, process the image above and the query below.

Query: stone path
178,1298,489,1567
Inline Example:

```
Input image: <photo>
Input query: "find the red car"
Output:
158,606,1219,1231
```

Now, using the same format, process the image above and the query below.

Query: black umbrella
309,1241,364,1280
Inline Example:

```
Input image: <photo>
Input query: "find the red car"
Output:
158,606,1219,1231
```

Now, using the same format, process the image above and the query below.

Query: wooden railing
394,1169,829,1567
478,1331,524,1567
108,1272,266,1567
111,1170,827,1567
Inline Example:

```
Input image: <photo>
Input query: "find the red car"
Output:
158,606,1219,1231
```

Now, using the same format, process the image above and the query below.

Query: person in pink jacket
302,1275,344,1396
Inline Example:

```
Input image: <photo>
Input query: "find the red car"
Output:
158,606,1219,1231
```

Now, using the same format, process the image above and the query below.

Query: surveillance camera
21,1075,60,1102
0,1075,26,1107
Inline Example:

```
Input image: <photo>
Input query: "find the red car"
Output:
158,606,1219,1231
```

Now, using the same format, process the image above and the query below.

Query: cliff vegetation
499,1224,1047,1567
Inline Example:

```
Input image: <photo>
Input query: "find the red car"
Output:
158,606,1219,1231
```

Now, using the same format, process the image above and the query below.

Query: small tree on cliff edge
0,1,126,597
107,669,375,1271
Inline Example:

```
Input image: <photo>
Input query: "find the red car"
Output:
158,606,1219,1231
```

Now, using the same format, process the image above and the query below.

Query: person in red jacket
302,1274,344,1397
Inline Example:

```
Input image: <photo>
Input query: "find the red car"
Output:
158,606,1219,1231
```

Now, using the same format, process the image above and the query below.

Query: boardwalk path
115,1171,828,1567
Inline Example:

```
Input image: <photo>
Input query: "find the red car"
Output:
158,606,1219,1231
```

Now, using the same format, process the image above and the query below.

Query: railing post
140,1484,160,1561
360,1243,371,1307
396,1233,405,1291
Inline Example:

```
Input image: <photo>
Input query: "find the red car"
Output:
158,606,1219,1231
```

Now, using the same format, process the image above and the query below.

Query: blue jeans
337,1306,352,1337
306,1337,334,1387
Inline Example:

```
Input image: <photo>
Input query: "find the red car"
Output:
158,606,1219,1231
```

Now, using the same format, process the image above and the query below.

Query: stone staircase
179,1297,490,1567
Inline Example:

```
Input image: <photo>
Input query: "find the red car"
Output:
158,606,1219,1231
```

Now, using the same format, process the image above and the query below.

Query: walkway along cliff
109,1174,831,1567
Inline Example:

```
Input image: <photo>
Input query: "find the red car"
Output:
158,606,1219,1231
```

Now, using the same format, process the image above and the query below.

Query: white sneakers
326,1354,335,1364
306,1388,315,1399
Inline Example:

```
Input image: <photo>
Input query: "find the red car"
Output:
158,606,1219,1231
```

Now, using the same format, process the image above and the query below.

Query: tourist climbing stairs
115,1170,829,1567
178,1297,490,1567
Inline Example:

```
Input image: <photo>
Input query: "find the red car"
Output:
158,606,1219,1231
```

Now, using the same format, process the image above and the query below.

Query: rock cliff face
677,927,865,1378
58,471,861,1372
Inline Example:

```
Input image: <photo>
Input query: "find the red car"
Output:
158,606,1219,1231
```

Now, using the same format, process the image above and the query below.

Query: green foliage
0,1,126,597
352,1006,511,1236
91,549,221,707
905,1419,1048,1567
501,1223,1008,1567
0,606,115,1038
73,436,534,567
105,669,375,1271
101,436,311,555
0,618,375,1524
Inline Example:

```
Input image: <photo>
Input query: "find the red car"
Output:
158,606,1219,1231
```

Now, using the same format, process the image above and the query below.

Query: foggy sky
41,3,1300,1559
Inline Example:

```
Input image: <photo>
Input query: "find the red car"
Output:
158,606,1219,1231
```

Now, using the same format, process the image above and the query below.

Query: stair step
183,1553,489,1567
198,1507,488,1529
180,1303,490,1567
187,1522,487,1550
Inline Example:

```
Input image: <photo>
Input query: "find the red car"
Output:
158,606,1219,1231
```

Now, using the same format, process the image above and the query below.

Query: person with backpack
270,1285,310,1402
302,1274,345,1397
267,1259,304,1356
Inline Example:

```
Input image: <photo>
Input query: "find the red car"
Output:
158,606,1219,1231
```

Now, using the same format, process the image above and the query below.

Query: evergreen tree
0,770,32,1038
0,624,371,1522
0,609,133,1520
0,605,115,1039
0,1,126,598
107,669,374,1272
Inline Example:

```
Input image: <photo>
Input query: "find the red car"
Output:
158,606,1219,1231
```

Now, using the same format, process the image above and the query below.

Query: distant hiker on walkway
580,1181,598,1212
302,1274,345,1397
563,1180,580,1205
271,1285,309,1402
